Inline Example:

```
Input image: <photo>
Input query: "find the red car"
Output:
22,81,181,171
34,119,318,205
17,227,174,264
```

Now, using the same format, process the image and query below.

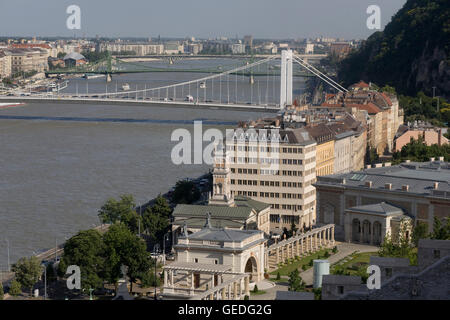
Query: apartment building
222,127,317,233
0,50,12,79
5,48,49,74
322,81,403,155
305,124,335,176
100,43,164,55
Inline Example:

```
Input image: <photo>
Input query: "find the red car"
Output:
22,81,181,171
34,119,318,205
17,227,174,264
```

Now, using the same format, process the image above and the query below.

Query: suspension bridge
2,50,346,112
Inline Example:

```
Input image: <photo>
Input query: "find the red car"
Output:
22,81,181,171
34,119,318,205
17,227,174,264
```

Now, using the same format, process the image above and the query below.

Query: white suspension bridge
0,50,346,112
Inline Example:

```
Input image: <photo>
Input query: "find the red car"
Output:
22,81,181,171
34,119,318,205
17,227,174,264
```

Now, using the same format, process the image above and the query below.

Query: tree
142,207,169,242
0,283,4,300
138,268,159,288
288,269,305,291
378,220,416,264
57,52,66,58
98,194,136,225
9,280,22,297
103,223,152,292
430,217,450,240
152,195,172,218
46,263,57,283
12,256,42,296
412,221,429,246
171,180,201,204
59,229,106,293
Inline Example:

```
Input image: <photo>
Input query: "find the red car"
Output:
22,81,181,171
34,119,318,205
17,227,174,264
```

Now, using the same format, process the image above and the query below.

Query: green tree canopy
12,256,42,295
172,180,201,204
430,217,450,240
288,269,305,291
142,207,170,242
103,223,152,291
9,280,21,297
58,229,106,292
98,194,136,224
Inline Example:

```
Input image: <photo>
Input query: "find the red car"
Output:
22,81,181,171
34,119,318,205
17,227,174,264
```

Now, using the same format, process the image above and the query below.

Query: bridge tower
280,50,293,110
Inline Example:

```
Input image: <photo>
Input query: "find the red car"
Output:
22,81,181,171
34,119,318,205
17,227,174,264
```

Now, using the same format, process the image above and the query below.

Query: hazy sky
0,0,407,39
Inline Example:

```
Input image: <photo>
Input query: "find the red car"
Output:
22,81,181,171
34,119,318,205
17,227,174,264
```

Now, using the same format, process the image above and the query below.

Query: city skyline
0,0,406,39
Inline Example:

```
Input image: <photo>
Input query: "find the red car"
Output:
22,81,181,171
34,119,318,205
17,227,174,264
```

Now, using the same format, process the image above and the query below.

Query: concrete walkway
250,242,378,300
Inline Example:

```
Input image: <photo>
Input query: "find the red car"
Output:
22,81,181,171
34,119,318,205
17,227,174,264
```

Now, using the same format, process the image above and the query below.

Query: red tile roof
11,43,51,50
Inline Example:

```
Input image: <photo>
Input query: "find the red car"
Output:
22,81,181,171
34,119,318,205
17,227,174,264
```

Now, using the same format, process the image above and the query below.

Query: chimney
402,185,409,192
385,183,392,190
365,181,373,188
434,182,439,190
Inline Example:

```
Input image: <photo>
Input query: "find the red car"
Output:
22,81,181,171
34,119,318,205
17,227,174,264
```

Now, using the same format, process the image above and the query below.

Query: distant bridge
15,51,345,111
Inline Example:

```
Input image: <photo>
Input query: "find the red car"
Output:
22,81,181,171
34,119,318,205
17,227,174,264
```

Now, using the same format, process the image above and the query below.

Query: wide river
0,58,306,267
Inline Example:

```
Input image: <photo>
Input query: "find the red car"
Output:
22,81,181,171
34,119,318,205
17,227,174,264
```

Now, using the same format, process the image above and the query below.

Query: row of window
227,145,310,154
231,179,315,189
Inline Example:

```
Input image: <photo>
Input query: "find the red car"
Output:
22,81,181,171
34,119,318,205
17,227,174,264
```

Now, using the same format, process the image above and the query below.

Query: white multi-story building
222,127,317,233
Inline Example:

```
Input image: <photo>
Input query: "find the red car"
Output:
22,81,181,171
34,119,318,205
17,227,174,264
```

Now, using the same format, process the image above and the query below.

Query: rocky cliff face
411,44,450,98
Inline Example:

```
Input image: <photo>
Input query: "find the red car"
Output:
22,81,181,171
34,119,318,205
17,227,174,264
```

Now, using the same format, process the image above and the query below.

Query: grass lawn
331,251,378,276
270,248,335,276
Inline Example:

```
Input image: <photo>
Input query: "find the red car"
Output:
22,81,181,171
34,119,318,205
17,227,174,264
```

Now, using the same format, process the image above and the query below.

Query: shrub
276,272,281,280
9,280,22,296
302,264,308,271
0,283,4,300
308,260,313,267
253,285,259,293
332,246,338,254
324,251,330,258
244,295,249,300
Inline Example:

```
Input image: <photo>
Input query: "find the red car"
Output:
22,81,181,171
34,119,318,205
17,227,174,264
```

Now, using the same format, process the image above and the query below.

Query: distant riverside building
0,50,12,78
99,43,164,55
330,42,351,59
314,159,450,243
222,127,318,233
231,43,245,54
63,52,87,67
5,48,49,73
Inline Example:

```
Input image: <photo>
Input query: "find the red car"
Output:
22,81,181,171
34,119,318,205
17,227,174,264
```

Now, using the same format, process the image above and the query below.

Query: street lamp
162,233,170,266
5,238,10,272
41,262,47,300
153,243,160,300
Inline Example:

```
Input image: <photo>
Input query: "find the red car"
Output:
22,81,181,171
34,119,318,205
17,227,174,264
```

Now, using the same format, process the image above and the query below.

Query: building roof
63,52,86,61
275,291,315,300
315,160,450,196
181,227,262,242
322,274,362,285
234,196,270,213
226,127,316,146
346,202,405,216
